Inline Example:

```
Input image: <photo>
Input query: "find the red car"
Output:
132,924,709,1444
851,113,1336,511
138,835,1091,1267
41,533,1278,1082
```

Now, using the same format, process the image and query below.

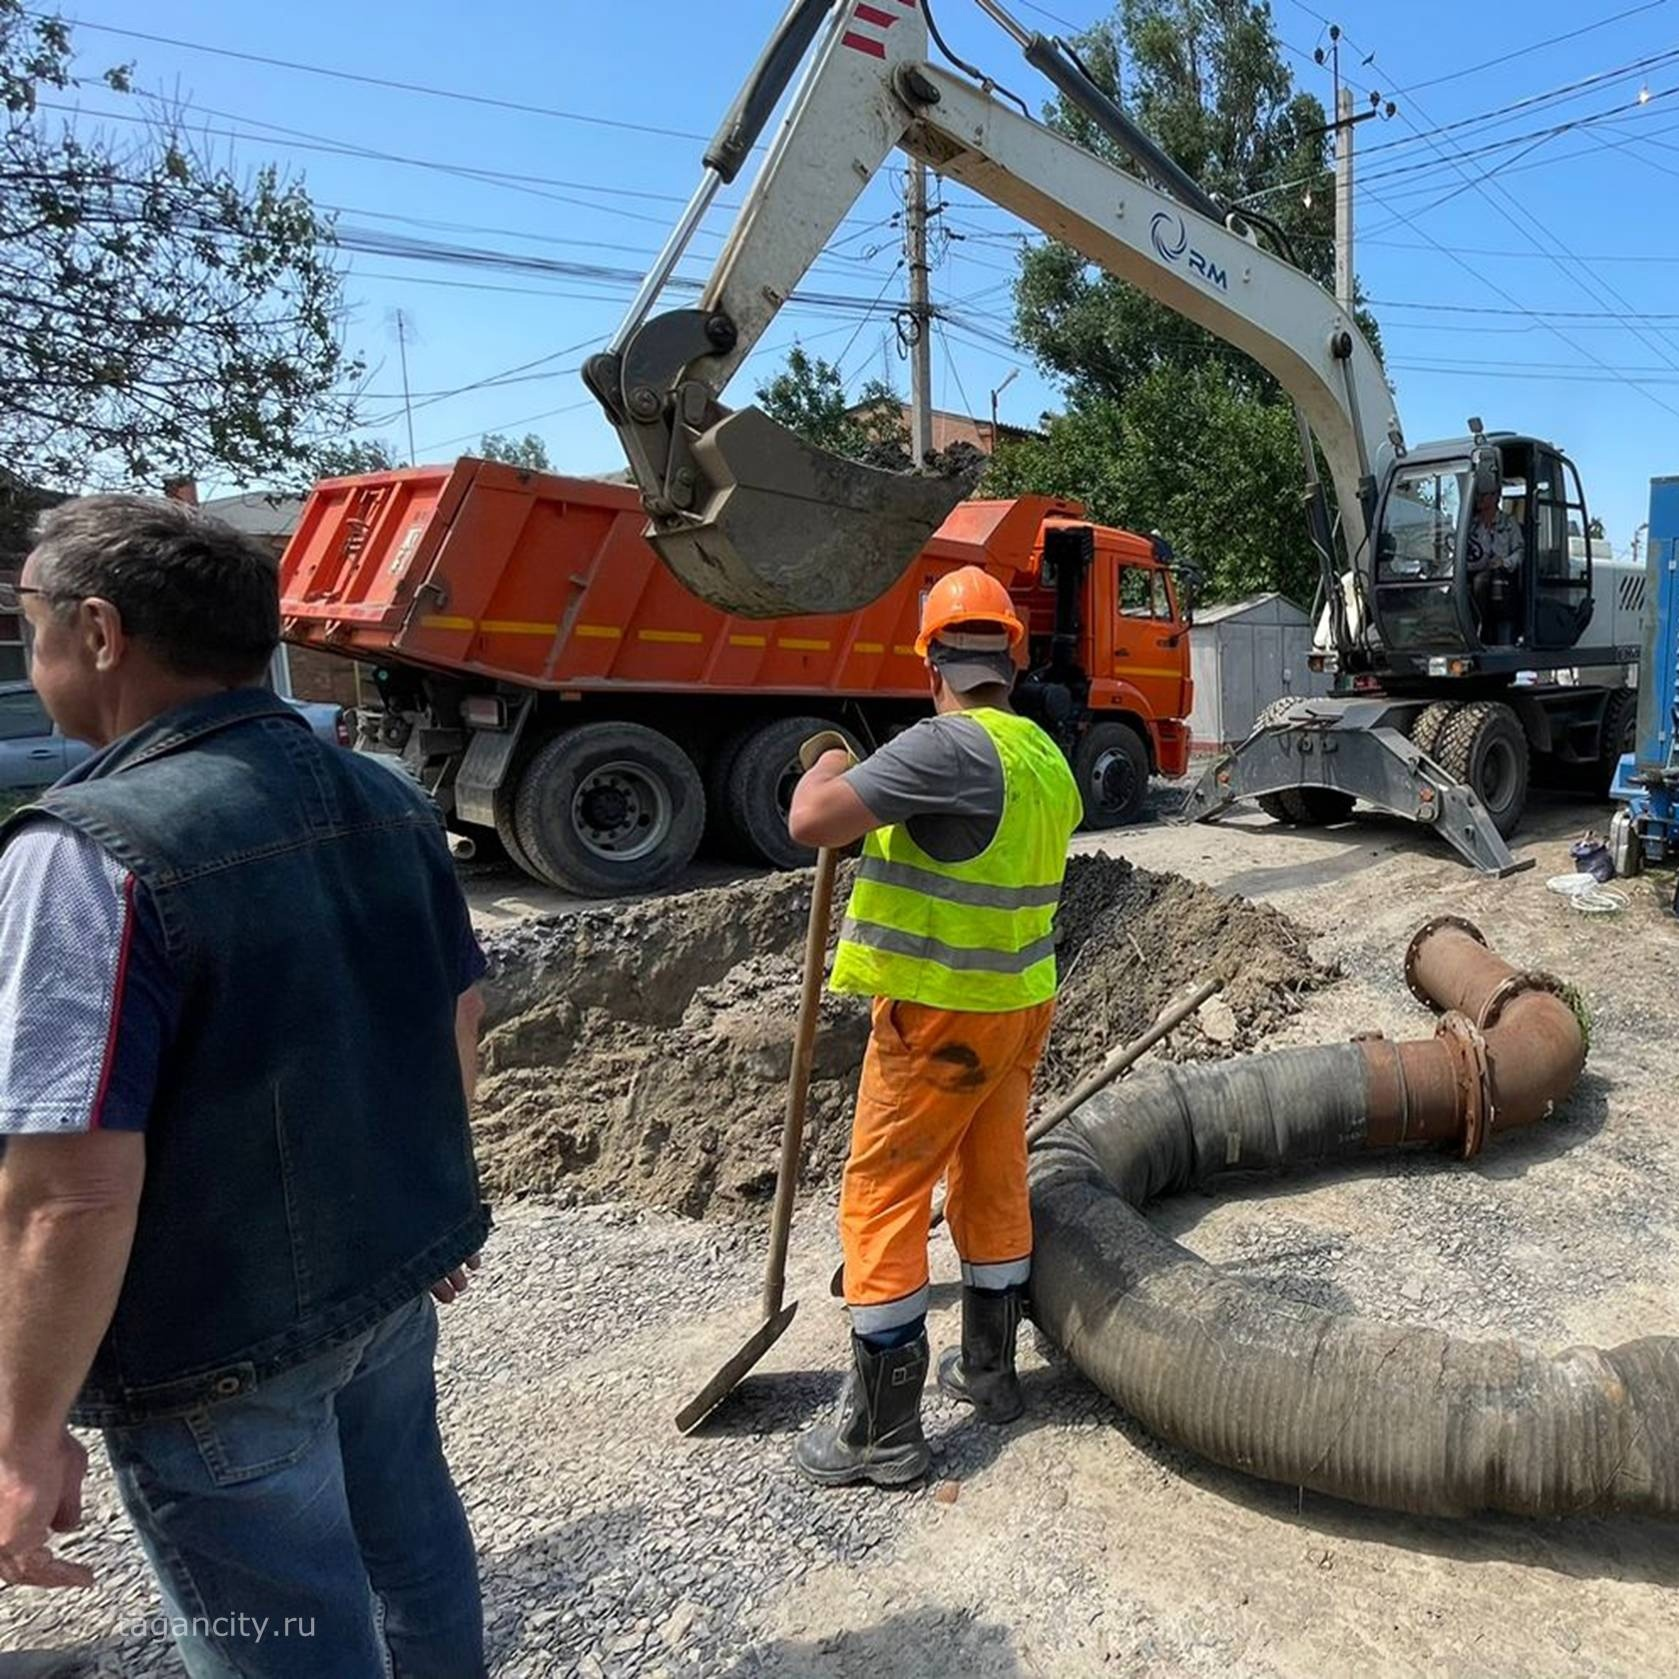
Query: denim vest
1,689,491,1426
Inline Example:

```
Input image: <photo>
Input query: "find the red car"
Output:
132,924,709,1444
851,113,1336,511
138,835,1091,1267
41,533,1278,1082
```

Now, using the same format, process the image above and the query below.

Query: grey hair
31,494,280,684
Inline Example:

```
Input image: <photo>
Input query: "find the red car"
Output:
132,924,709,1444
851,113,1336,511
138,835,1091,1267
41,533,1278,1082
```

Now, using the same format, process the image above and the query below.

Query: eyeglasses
0,583,75,667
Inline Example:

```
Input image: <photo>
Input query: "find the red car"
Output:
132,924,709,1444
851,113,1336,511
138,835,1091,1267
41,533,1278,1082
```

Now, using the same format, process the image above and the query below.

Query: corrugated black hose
1030,1047,1679,1518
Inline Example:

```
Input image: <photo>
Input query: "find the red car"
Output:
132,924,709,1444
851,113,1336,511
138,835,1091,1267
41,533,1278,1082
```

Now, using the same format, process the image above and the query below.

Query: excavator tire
1245,698,1350,825
1596,687,1638,798
1286,786,1357,825
1435,700,1530,839
514,721,705,897
1406,701,1457,762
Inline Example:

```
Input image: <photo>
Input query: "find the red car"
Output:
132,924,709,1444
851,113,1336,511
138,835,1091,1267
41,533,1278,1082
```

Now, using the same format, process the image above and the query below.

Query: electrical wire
1394,0,1674,96
27,12,722,145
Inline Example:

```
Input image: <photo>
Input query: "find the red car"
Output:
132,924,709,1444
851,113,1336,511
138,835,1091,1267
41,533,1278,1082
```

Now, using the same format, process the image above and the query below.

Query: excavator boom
589,0,1398,619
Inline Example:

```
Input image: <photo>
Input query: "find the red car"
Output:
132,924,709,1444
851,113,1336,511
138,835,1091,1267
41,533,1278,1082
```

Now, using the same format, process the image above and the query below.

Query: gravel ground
6,788,1679,1677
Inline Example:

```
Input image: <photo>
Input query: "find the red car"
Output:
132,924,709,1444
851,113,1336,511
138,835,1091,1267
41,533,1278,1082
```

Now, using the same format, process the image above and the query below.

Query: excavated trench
477,867,1679,1519
473,854,1330,1216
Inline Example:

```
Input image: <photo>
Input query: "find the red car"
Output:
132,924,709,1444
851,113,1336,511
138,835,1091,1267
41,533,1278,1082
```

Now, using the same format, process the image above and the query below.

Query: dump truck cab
1368,431,1620,686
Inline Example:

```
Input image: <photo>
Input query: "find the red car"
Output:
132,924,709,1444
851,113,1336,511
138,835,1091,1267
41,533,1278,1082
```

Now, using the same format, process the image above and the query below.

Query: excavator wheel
1246,698,1347,825
1406,701,1458,763
1435,700,1530,839
1596,687,1638,798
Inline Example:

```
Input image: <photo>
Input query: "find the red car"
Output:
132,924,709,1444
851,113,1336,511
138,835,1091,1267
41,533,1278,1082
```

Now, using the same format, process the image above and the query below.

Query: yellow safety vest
831,708,1082,1012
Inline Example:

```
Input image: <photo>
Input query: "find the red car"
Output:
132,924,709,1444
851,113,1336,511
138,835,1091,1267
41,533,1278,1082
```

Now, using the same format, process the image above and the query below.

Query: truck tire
725,715,862,871
1073,720,1150,829
513,722,705,897
703,725,753,858
1596,687,1638,798
1435,700,1529,838
1407,701,1457,762
493,781,542,879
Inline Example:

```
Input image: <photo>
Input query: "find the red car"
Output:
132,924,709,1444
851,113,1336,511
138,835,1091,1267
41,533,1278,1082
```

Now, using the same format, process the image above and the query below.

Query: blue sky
53,0,1679,552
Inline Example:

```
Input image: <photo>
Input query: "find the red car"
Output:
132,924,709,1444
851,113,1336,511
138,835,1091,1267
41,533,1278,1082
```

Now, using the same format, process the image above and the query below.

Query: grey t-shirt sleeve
843,715,1005,864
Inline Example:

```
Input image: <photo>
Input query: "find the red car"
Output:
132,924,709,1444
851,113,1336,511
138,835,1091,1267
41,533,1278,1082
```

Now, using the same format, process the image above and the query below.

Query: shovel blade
646,407,978,619
674,1299,799,1435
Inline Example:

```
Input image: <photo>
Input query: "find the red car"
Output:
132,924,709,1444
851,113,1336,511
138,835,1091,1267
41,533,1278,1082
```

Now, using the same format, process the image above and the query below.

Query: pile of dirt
473,855,1333,1218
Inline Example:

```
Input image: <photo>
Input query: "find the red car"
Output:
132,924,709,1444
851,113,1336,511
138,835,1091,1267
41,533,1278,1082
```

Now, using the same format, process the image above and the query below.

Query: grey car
0,680,348,794
0,681,91,790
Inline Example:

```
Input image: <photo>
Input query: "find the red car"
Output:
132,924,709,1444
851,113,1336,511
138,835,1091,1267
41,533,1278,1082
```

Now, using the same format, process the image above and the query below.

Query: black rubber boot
793,1332,930,1488
937,1286,1025,1423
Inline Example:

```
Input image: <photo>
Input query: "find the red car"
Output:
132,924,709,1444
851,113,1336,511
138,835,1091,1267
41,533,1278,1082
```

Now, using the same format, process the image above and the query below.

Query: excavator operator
785,566,1083,1488
1468,485,1525,641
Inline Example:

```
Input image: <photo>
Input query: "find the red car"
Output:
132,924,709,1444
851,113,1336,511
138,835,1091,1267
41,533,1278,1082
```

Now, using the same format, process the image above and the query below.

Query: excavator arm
587,0,1400,619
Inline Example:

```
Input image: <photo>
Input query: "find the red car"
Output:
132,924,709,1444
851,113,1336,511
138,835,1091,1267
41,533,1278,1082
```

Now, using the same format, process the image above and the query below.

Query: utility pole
905,161,934,463
1312,25,1394,317
396,309,417,466
990,367,1019,451
1334,81,1355,314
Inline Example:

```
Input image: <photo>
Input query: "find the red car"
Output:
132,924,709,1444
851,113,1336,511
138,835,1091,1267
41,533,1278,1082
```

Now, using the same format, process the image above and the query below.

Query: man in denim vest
0,496,491,1677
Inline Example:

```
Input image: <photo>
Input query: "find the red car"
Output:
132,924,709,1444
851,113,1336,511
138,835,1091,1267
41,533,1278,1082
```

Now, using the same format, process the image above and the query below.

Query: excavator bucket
641,407,980,619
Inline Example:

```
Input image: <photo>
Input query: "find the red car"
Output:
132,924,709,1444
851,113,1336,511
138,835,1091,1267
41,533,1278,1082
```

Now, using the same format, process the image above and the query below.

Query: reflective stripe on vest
830,708,1082,1012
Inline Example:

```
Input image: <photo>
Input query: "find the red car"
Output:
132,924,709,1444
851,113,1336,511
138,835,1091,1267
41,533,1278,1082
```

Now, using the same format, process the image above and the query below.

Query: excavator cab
1370,431,1595,675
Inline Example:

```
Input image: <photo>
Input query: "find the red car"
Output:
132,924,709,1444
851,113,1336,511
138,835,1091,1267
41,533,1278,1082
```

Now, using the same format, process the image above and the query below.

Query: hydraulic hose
1030,917,1679,1518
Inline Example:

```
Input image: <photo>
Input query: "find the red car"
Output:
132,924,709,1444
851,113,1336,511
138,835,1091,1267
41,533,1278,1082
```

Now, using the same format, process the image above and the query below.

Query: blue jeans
104,1296,484,1679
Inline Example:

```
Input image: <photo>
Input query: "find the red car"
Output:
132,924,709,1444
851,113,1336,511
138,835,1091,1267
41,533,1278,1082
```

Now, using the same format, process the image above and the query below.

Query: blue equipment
1610,476,1679,873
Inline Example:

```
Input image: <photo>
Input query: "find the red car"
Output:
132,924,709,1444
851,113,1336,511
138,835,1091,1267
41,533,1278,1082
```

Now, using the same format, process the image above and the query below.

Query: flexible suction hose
1030,917,1679,1518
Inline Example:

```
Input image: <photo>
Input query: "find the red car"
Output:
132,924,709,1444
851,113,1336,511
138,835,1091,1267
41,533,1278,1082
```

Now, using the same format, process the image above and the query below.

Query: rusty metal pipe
1392,915,1587,1147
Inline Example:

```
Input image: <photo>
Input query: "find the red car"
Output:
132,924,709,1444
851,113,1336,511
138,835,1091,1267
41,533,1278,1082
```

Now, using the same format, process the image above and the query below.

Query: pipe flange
1403,915,1488,1010
1436,1010,1494,1158
1476,968,1568,1031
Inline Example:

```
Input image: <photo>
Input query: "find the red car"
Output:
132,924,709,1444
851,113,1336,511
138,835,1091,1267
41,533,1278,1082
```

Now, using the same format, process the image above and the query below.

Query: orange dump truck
279,458,1193,896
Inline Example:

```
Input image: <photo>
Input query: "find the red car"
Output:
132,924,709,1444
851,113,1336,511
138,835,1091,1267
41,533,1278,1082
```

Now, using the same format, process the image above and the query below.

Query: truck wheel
1435,700,1529,838
1596,688,1638,798
1073,720,1150,829
726,715,862,870
513,722,705,897
493,781,542,879
1407,701,1457,762
703,726,753,858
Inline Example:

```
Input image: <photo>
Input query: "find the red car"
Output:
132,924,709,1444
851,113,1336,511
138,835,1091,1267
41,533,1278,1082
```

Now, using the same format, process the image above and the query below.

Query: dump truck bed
279,458,1094,697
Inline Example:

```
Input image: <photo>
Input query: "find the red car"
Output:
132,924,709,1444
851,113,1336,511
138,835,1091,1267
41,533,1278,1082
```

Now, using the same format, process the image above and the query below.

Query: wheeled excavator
585,0,1644,873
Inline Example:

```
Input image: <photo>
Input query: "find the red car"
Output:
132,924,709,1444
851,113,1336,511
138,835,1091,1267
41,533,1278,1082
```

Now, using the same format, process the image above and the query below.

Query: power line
1342,23,1679,420
33,13,721,146
1372,298,1679,320
1367,237,1679,264
1392,0,1675,96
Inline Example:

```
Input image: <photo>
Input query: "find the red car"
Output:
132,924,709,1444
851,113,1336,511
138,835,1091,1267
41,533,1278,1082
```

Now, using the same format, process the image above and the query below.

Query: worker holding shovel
786,567,1082,1488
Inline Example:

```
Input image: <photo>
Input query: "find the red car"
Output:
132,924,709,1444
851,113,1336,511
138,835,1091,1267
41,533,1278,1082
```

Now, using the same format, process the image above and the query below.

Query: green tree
0,2,359,492
312,438,396,479
986,369,1317,602
478,431,551,470
998,1,1381,601
754,347,911,469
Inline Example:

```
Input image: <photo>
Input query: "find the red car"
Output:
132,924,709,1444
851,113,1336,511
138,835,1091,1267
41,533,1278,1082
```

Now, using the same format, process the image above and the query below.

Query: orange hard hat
914,566,1025,658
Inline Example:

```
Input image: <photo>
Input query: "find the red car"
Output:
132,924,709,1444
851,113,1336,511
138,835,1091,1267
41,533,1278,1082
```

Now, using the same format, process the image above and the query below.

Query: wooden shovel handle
762,846,840,1318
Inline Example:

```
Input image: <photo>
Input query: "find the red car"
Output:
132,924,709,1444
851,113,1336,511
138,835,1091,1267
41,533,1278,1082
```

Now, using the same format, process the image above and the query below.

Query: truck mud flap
453,696,534,829
1181,710,1533,878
